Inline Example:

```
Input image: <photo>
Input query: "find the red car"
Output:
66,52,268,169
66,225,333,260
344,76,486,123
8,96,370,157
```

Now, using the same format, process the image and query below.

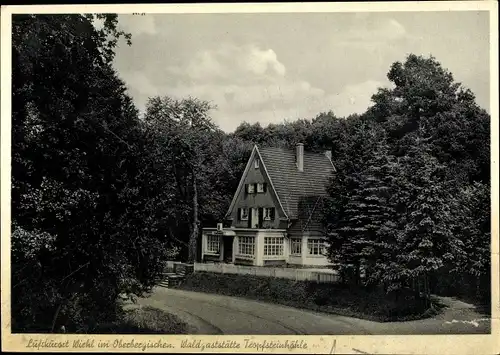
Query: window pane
263,237,284,256
291,238,302,255
307,239,324,255
238,236,255,256
207,235,220,253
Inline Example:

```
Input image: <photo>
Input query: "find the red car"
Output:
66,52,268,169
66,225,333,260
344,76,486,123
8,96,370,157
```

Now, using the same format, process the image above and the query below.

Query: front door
223,236,234,263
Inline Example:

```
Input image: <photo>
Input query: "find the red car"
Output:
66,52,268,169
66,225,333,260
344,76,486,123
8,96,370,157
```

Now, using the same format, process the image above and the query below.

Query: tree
11,14,172,333
444,181,491,303
324,119,398,285
389,143,466,302
367,54,490,184
233,122,267,144
143,96,221,263
324,54,490,307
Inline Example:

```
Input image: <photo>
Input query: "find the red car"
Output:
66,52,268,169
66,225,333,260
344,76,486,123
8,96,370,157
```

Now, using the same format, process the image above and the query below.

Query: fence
193,262,339,283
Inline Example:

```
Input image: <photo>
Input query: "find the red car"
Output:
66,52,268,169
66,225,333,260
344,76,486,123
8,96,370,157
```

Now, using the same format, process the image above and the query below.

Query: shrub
179,272,439,322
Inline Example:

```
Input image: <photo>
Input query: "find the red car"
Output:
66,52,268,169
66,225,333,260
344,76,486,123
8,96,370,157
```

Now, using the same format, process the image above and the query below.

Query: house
201,143,336,267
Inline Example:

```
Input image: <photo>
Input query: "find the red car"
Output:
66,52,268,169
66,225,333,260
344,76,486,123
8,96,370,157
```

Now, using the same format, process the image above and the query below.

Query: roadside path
129,288,491,335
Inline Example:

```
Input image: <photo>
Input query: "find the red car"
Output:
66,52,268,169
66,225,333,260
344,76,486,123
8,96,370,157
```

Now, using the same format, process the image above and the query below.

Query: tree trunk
188,172,199,264
51,302,63,333
355,262,360,286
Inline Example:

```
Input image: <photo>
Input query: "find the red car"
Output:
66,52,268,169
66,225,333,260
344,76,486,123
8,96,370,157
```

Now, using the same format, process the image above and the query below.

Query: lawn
95,306,188,334
177,272,443,322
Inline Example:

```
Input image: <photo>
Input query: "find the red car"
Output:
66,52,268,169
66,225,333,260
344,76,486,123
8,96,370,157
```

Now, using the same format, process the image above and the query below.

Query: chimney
296,143,304,172
324,150,332,161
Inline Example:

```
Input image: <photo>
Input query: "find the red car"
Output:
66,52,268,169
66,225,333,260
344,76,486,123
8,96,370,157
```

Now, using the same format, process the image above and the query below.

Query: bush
178,272,440,322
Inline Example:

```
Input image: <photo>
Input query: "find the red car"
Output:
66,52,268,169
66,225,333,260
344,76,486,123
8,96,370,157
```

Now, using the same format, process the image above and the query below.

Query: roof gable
225,145,288,219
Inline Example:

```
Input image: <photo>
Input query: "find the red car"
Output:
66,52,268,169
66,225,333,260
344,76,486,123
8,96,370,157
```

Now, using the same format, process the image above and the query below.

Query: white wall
302,254,330,267
302,235,330,266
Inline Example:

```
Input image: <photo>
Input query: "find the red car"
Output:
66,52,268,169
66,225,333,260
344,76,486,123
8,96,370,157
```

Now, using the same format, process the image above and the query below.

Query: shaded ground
130,287,491,335
97,305,188,334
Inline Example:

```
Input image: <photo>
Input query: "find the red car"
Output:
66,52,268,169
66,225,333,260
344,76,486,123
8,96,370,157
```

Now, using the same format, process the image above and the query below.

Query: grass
177,272,443,322
94,306,188,334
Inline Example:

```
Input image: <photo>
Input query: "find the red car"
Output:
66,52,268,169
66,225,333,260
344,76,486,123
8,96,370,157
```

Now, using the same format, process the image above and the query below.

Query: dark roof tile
258,146,334,220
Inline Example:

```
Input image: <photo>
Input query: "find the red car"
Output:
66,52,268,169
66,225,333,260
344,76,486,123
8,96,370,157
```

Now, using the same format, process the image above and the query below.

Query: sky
110,11,490,133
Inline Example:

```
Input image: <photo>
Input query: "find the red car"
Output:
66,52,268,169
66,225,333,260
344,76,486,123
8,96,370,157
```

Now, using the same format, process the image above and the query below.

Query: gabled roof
225,146,289,220
259,147,335,220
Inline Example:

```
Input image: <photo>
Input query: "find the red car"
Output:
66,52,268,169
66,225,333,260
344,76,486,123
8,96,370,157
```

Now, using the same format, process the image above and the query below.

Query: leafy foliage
11,14,489,333
11,14,172,333
322,54,490,303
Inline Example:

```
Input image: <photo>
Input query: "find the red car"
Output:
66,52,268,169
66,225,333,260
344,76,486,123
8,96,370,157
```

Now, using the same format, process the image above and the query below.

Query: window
239,208,249,220
206,235,220,254
263,207,275,220
257,183,264,193
264,237,284,256
254,159,259,169
290,238,302,255
307,238,325,256
247,184,255,194
238,236,255,256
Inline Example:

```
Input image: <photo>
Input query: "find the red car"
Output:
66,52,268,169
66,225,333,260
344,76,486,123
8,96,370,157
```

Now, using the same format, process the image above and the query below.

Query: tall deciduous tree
143,96,222,263
11,14,172,333
367,54,490,184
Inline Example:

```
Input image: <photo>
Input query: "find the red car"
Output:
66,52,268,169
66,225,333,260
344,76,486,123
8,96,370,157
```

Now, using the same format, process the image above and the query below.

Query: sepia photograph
1,2,498,354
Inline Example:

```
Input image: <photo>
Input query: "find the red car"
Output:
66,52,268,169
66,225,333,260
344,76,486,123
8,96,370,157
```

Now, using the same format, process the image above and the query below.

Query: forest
11,14,490,332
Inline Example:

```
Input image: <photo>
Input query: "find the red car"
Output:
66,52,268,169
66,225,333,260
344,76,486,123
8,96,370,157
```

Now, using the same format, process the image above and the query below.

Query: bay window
238,236,255,257
263,237,284,257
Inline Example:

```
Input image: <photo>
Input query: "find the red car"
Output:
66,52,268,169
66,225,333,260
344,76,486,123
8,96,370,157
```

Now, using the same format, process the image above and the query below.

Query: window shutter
237,208,241,220
263,183,267,192
270,207,275,220
254,183,258,192
244,184,248,194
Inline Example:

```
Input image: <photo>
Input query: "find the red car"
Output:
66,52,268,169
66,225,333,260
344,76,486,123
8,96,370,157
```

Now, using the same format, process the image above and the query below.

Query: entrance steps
157,263,195,288
158,272,185,288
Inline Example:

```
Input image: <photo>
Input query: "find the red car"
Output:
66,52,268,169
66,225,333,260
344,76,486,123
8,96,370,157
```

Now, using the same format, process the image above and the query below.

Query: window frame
247,184,255,194
254,159,260,169
290,238,302,256
240,208,249,221
238,236,255,258
206,235,220,254
263,207,271,220
307,238,326,256
263,236,284,258
257,183,264,193
263,207,275,221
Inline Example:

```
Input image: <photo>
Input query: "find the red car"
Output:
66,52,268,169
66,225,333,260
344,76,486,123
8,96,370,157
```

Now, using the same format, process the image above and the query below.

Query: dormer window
254,159,259,169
